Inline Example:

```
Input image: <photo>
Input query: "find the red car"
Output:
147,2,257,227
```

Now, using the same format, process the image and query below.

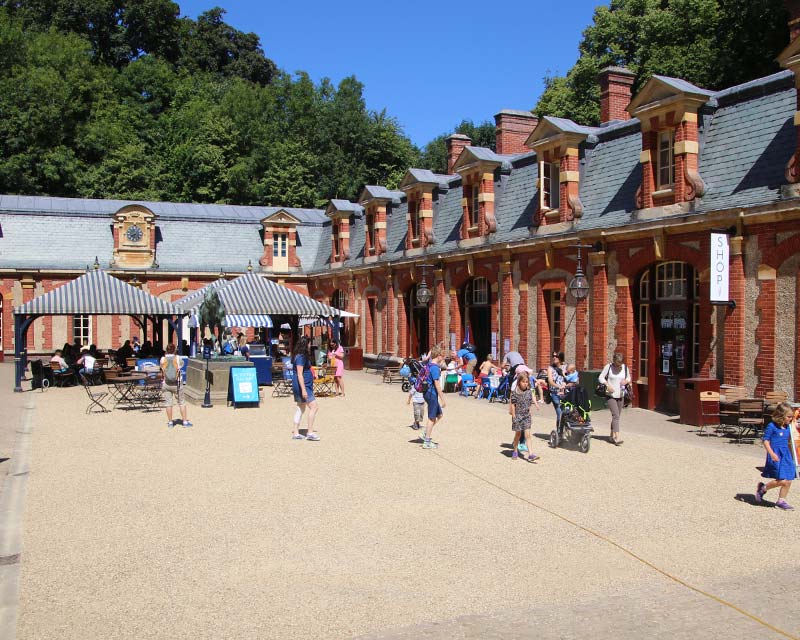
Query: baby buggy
400,358,424,392
549,385,593,453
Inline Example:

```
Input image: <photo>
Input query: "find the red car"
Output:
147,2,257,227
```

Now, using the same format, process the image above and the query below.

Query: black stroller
401,358,424,392
549,385,593,453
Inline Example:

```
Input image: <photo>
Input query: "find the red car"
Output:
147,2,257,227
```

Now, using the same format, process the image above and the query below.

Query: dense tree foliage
0,4,418,206
535,0,789,125
418,120,497,174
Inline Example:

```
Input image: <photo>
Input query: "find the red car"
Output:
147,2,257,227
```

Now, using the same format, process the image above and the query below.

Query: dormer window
365,213,376,255
332,224,341,261
466,184,479,229
273,233,287,259
408,199,421,246
540,161,560,211
656,130,675,189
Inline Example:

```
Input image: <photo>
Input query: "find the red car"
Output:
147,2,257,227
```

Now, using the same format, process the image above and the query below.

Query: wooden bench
365,352,394,373
382,365,403,384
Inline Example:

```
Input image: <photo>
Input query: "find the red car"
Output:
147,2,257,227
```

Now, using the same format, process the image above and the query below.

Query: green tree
534,0,789,125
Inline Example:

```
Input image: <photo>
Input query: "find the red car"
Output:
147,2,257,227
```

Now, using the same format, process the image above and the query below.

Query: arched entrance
406,285,429,357
635,261,699,412
460,277,491,361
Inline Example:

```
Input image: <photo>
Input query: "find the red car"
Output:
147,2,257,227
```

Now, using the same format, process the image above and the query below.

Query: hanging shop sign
710,232,730,302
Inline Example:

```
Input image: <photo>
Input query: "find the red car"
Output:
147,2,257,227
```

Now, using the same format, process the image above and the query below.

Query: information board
228,367,260,408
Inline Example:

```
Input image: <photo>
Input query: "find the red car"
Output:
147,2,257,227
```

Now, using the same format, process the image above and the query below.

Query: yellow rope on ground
435,451,799,640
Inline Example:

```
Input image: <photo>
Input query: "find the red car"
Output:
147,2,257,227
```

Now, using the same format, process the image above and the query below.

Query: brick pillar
434,270,446,346
723,237,745,386
575,296,588,370
755,265,776,397
260,229,274,267
374,204,387,255
698,275,713,377
446,133,471,175
449,286,461,344
674,115,699,203
500,262,513,357
397,290,407,358
386,276,394,354
490,279,500,358
420,192,434,248
2,287,13,356
536,282,549,370
598,66,634,123
517,283,529,363
590,252,608,369
614,275,634,365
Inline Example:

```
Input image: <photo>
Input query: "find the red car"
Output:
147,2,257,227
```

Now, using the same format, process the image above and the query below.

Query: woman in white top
598,352,631,446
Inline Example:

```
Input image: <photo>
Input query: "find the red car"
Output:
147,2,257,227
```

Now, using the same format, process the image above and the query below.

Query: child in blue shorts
422,346,446,449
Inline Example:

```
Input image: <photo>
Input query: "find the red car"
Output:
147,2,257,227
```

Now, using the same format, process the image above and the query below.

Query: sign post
201,345,213,408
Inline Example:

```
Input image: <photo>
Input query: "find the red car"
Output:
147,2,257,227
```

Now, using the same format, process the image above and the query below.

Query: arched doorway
331,289,348,345
406,285,429,357
460,277,492,361
635,261,699,412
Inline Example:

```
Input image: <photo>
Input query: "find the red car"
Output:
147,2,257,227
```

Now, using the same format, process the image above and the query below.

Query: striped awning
172,279,228,314
224,314,273,328
216,272,355,318
14,269,181,316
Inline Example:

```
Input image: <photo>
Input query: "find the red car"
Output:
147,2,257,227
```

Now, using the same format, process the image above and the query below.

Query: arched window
655,261,687,300
464,277,489,307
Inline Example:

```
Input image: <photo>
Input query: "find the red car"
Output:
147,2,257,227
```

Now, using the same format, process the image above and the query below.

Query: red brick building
4,13,800,412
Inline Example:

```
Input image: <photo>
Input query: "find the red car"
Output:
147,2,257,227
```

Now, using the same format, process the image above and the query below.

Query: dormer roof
525,116,597,149
777,34,800,70
451,146,519,173
627,75,713,118
358,185,403,205
260,209,301,225
326,199,363,218
399,168,451,191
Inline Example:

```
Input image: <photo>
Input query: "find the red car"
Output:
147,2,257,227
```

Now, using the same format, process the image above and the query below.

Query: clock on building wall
125,224,144,242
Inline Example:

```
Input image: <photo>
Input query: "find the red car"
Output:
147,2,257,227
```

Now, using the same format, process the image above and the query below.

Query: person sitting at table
88,344,101,359
50,349,70,372
116,340,133,366
477,355,497,382
76,348,97,383
139,340,153,358
132,336,141,355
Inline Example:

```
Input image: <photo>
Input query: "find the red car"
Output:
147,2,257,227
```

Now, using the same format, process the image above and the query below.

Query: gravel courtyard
1,364,797,639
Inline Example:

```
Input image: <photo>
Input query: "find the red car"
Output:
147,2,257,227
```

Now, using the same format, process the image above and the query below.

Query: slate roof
652,75,712,96
540,116,598,136
361,185,403,202
0,70,796,277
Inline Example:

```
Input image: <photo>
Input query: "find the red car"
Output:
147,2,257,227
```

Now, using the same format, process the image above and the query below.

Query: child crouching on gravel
510,372,539,462
407,385,425,430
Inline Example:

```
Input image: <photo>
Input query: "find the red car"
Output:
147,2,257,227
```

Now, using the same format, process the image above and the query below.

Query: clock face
126,224,144,242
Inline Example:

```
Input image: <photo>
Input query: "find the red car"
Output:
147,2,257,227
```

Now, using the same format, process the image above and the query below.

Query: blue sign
229,367,260,407
202,345,212,360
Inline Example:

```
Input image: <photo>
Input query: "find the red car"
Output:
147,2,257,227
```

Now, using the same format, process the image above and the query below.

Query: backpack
165,355,179,385
414,362,432,394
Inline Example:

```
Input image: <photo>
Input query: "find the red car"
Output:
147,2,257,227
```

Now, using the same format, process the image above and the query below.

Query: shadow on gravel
734,493,775,507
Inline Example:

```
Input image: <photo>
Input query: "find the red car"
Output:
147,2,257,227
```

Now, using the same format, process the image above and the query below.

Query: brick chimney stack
446,133,471,174
494,110,539,155
786,0,800,41
599,66,635,123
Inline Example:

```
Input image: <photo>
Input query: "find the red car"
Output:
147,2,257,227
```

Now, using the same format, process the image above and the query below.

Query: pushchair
400,358,424,392
549,385,593,453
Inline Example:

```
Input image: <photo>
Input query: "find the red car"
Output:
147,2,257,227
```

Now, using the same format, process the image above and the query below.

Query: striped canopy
223,314,273,328
14,269,181,316
176,272,356,320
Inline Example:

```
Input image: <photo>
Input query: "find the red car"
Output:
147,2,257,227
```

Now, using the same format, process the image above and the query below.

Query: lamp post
416,263,435,306
568,244,594,300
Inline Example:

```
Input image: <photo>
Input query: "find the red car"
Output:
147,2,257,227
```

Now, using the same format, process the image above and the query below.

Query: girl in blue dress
756,402,796,510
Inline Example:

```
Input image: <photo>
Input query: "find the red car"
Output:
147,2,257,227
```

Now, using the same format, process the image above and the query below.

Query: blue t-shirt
457,348,476,362
292,353,314,388
426,363,442,393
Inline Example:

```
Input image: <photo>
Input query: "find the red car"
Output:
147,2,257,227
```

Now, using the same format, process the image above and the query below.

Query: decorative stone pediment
111,204,157,269
326,199,361,220
261,209,301,226
524,116,590,154
627,76,712,127
451,147,501,174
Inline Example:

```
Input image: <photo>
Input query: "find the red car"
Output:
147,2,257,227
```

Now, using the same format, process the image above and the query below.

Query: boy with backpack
161,343,192,428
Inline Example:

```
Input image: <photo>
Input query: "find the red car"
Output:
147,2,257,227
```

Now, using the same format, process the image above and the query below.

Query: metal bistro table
110,372,150,409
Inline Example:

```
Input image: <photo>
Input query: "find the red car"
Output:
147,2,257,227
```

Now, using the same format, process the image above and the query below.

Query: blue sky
178,0,603,148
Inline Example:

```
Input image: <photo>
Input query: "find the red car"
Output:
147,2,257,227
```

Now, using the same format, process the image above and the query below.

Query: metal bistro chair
80,374,110,414
736,398,766,440
314,366,335,397
697,391,720,437
719,386,747,432
272,364,294,398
